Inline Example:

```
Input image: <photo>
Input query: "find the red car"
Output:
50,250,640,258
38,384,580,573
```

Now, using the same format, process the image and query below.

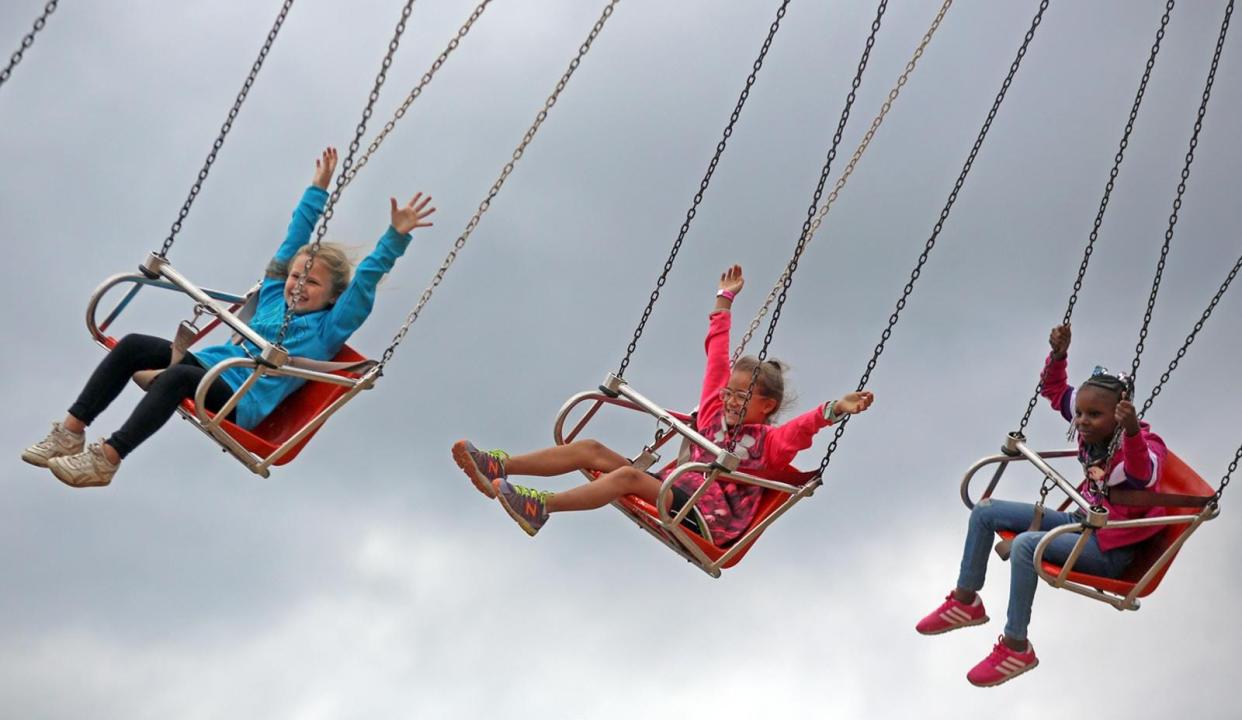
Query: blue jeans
956,499,1134,641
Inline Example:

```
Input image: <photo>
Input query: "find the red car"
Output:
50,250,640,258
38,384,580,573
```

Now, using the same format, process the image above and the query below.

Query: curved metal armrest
192,356,376,428
654,461,800,530
87,272,251,346
960,442,1079,509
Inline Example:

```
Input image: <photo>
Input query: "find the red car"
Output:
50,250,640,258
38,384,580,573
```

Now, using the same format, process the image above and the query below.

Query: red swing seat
102,335,368,466
996,451,1213,598
617,460,819,570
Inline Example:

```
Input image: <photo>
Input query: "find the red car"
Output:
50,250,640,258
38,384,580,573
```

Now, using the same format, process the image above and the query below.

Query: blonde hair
732,355,796,423
267,242,354,301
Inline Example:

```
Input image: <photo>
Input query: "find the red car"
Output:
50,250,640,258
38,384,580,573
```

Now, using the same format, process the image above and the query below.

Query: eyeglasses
719,387,763,404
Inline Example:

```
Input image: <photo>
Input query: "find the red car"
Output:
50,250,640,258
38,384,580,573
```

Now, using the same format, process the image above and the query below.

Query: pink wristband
716,288,737,302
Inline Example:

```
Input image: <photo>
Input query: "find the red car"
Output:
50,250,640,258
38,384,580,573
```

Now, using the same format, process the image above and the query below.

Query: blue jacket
192,186,411,429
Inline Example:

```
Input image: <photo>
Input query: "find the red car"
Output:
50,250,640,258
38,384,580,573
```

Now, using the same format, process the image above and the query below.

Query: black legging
68,334,236,458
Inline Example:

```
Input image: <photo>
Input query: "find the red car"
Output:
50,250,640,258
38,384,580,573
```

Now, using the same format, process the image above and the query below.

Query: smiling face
1073,385,1120,444
720,369,780,427
283,253,338,313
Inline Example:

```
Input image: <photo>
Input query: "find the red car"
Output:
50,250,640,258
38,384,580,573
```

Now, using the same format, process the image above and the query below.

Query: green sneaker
494,478,551,537
452,440,508,499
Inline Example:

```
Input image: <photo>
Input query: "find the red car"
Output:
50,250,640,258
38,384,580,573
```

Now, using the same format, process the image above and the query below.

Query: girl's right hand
1049,323,1071,359
311,146,338,190
719,264,745,295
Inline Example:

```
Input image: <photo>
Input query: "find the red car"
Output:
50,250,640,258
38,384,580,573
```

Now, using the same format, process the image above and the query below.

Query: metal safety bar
960,433,1091,515
554,375,817,577
86,259,378,477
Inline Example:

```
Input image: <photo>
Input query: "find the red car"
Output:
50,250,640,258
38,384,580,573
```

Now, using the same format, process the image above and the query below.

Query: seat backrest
1118,451,1214,592
249,344,369,446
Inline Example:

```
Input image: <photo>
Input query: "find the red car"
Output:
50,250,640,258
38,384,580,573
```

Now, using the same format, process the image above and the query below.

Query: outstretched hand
390,192,436,234
719,264,745,295
311,147,338,190
1049,323,1071,359
836,390,875,415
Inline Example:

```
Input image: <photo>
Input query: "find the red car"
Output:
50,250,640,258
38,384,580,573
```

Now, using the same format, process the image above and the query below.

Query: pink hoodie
1041,354,1168,551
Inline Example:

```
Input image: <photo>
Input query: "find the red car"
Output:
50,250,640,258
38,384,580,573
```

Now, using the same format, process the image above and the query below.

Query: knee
969,499,994,527
1011,533,1041,566
149,365,200,394
571,438,609,456
610,466,648,491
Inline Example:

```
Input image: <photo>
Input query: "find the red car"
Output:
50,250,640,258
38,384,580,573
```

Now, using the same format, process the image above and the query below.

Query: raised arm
270,147,337,268
1040,323,1074,421
324,192,436,341
697,265,745,424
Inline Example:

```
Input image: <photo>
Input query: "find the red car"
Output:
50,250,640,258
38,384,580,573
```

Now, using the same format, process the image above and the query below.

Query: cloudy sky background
3,0,1240,717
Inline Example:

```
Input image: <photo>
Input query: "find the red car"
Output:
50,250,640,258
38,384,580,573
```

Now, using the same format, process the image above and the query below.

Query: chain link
0,0,58,89
157,0,297,259
1128,0,1231,390
338,1,493,193
614,0,789,379
376,0,620,370
276,0,418,345
1139,250,1241,419
723,0,890,452
1013,0,1174,436
1214,441,1241,506
734,0,952,361
817,0,1052,474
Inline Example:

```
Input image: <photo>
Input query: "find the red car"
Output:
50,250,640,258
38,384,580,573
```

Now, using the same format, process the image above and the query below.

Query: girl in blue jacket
22,147,435,487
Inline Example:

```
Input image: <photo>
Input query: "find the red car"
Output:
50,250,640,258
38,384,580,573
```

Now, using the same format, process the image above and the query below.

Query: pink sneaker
915,592,989,635
967,636,1039,687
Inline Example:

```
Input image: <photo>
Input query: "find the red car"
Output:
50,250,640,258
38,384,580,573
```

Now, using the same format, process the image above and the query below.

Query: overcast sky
2,1,1240,717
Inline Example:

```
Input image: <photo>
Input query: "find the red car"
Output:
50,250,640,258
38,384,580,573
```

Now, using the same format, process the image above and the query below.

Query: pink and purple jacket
668,311,837,547
1040,353,1168,551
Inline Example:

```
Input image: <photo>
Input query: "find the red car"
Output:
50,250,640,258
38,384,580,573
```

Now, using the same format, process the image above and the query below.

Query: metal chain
614,0,790,379
1128,0,1231,389
0,0,58,88
376,0,620,370
157,0,297,259
1139,250,1241,418
276,0,418,345
817,0,1052,474
1213,440,1241,505
1013,0,1175,436
734,0,953,362
723,0,890,452
337,0,493,193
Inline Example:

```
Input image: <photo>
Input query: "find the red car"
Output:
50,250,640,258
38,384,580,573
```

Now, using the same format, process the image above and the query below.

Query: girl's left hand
1115,399,1140,437
836,390,874,415
390,192,436,234
311,146,338,190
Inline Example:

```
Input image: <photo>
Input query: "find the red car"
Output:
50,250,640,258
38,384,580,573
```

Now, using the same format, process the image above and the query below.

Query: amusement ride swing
959,0,1239,612
85,0,620,476
552,0,1054,577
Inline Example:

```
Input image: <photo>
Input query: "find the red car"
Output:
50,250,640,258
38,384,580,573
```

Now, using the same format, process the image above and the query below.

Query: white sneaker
21,421,85,467
47,442,119,488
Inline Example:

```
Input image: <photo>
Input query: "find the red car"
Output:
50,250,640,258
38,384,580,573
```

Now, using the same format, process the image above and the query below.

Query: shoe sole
21,451,52,468
968,658,1039,688
917,614,990,636
46,461,111,488
452,441,498,499
495,489,539,537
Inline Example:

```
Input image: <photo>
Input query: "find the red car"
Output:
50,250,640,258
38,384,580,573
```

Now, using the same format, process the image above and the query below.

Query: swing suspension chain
817,0,1052,475
0,0,58,88
724,0,890,450
1013,0,1175,436
733,0,953,362
376,0,620,371
1213,440,1241,505
276,0,417,345
1128,0,1232,390
614,0,790,379
1139,250,1242,419
337,0,493,192
157,0,297,260
1094,1,1233,482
